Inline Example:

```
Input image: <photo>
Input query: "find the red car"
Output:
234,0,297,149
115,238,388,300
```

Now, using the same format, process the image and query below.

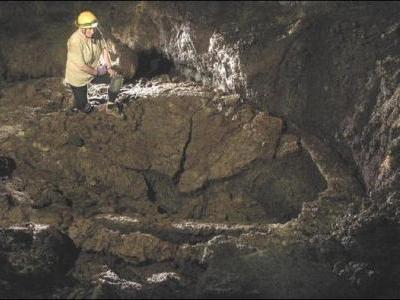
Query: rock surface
1,1,400,299
0,223,77,298
0,76,326,225
0,74,353,298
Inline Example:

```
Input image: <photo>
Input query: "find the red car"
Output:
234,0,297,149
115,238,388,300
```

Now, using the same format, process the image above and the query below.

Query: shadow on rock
0,157,16,178
0,223,79,298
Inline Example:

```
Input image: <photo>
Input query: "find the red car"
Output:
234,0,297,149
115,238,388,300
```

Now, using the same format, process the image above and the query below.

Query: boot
82,103,93,114
99,101,125,119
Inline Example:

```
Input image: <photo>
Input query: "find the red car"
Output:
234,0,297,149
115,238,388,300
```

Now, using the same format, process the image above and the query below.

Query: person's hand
108,67,117,78
96,65,108,76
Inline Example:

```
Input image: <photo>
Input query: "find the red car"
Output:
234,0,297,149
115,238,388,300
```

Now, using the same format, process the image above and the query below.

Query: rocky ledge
0,75,366,298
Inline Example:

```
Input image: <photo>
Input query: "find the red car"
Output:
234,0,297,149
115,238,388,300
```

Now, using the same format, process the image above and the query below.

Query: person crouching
64,11,117,113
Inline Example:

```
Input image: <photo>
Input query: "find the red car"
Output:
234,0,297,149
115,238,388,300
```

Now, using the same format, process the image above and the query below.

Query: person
64,11,118,114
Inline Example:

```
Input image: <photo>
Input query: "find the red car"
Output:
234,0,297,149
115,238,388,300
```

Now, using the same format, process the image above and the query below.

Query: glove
96,65,108,76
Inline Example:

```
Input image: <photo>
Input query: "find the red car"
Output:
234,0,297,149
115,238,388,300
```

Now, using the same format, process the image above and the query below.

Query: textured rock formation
0,223,77,298
0,73,346,298
1,1,400,298
0,76,326,224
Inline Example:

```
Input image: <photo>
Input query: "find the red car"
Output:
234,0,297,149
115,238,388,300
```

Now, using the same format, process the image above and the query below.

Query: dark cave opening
133,48,175,80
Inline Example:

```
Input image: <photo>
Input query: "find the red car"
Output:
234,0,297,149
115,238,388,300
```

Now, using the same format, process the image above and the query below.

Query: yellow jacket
65,30,105,87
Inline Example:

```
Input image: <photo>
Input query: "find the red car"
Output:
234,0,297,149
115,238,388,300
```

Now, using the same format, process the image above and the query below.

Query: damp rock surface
0,75,359,299
0,76,329,225
1,1,400,299
0,223,78,298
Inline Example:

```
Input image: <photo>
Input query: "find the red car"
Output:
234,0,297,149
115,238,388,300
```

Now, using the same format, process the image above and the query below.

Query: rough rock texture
0,2,137,82
0,76,326,225
178,108,283,193
0,223,77,298
0,74,349,298
69,217,179,265
2,2,397,198
107,1,400,204
1,1,400,299
91,269,185,299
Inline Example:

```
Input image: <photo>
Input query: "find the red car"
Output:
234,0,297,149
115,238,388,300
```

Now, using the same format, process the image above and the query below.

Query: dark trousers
69,75,112,112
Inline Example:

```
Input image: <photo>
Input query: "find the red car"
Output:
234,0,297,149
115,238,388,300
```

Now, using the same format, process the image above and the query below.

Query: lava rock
92,270,185,299
0,223,78,286
67,134,85,147
69,218,178,265
92,270,144,299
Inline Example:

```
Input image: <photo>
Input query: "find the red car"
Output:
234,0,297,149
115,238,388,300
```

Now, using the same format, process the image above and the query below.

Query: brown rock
276,134,301,158
138,96,198,177
178,106,283,192
69,218,178,264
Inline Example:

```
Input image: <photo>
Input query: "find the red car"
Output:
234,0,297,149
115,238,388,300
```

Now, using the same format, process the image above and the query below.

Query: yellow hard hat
76,11,98,28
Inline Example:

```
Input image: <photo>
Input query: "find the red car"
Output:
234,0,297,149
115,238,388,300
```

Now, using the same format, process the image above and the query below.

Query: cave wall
0,2,77,81
0,1,137,82
264,3,400,197
105,1,400,200
1,2,400,297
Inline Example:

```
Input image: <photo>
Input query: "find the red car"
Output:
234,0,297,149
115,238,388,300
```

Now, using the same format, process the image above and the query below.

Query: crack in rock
173,115,194,185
